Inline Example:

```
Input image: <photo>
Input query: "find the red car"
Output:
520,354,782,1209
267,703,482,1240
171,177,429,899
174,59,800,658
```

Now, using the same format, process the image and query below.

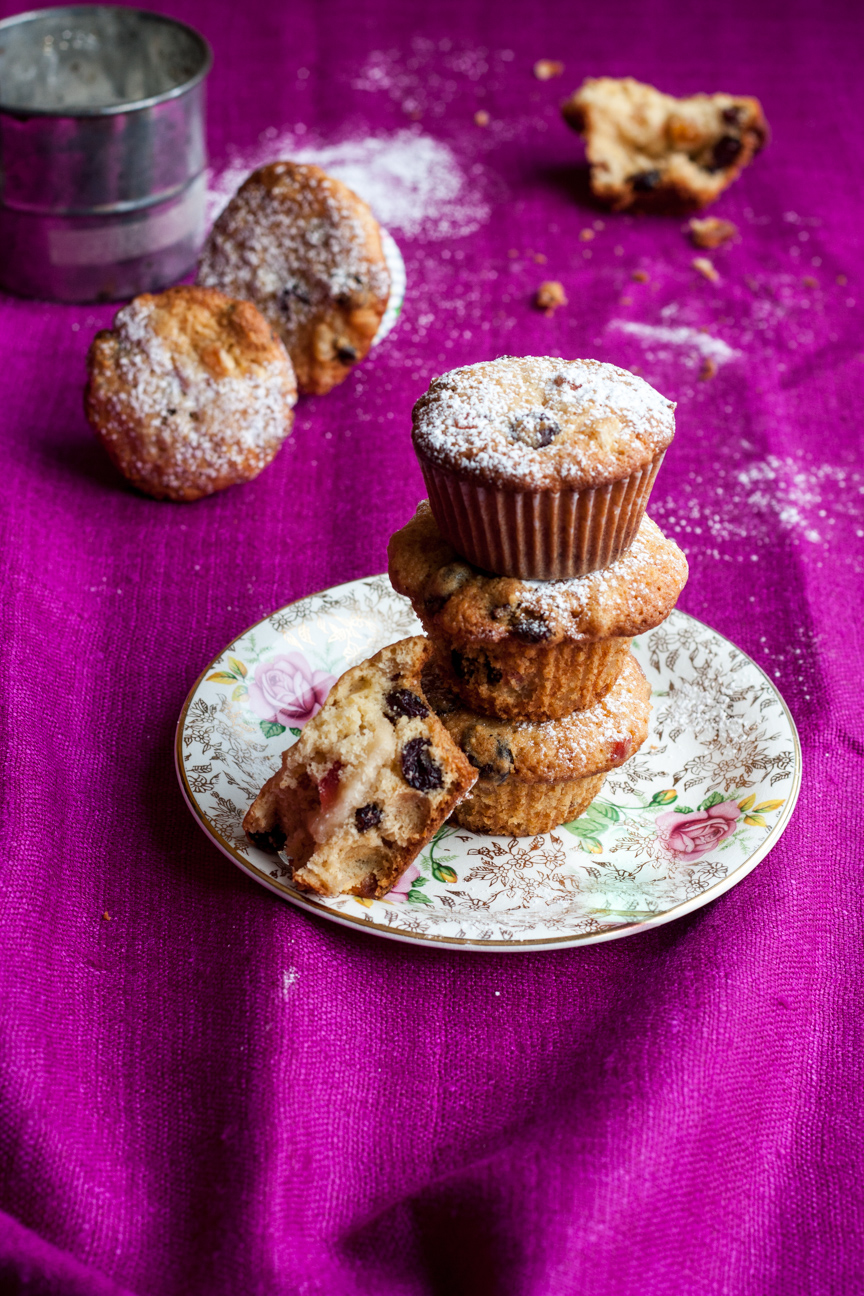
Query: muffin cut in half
423,653,652,836
562,77,768,213
412,356,675,579
388,502,687,720
243,637,476,899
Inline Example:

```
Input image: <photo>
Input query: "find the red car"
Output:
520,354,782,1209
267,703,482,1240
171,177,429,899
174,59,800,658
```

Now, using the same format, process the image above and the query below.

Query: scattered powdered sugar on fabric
652,452,864,561
207,129,489,241
413,357,675,489
609,321,739,367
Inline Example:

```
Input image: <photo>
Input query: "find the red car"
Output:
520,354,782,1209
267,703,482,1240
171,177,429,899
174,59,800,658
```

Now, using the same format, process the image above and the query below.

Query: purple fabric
1,0,862,1291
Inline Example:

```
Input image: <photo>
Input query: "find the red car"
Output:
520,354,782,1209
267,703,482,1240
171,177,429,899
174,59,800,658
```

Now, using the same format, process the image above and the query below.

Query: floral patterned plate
175,577,801,952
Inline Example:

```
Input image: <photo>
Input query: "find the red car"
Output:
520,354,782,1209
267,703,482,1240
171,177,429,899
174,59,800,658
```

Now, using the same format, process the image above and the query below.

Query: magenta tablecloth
1,1,863,1292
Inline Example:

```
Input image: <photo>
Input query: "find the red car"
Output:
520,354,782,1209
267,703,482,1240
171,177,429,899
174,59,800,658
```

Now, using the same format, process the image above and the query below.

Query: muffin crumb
692,256,720,282
534,59,564,80
689,216,738,248
535,281,567,314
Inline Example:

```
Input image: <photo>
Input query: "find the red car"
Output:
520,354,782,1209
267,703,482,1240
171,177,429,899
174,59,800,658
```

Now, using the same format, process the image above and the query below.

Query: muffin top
411,356,675,491
388,501,688,646
85,285,297,501
198,161,390,395
424,653,652,784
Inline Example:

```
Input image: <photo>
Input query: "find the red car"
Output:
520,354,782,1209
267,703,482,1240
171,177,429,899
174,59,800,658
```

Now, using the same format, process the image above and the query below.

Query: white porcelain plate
175,577,801,952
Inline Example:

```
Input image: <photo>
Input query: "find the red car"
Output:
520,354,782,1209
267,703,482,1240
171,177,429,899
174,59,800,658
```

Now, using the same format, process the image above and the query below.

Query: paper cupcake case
418,450,666,581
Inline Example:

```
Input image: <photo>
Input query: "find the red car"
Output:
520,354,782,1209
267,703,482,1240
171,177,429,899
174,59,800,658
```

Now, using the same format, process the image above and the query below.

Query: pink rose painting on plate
386,862,422,903
655,801,740,860
248,653,337,728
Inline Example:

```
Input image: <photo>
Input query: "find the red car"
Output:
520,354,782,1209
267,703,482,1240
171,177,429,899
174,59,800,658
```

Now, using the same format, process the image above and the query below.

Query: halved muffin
242,637,476,898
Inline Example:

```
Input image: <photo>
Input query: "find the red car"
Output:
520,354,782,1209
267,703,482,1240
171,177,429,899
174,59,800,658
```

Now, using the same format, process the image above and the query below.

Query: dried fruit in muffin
422,653,652,836
389,502,687,720
198,161,390,395
242,637,476,899
85,286,297,502
561,77,768,213
411,355,676,579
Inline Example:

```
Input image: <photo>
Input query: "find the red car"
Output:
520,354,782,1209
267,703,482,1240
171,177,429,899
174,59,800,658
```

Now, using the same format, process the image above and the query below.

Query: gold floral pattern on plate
175,576,801,952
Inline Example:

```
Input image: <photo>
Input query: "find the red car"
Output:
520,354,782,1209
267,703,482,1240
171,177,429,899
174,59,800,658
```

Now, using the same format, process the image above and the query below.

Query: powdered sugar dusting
652,452,864,559
515,516,686,628
413,356,675,489
508,654,650,771
207,129,489,241
609,321,739,367
104,297,295,495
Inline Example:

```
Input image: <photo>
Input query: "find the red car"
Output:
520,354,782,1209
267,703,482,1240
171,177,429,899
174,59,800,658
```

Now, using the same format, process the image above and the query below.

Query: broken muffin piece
561,77,769,212
242,636,476,899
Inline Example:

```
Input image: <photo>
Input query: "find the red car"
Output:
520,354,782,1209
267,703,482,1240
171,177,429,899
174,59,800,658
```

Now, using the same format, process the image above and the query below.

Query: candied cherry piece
317,761,343,811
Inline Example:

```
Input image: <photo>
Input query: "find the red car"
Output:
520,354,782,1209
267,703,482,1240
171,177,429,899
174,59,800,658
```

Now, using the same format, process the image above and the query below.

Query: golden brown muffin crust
85,285,297,502
425,652,652,784
388,502,688,647
412,356,675,492
198,161,390,395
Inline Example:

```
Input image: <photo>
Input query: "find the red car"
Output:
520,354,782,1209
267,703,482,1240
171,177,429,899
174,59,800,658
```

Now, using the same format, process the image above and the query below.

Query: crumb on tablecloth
534,59,564,80
534,281,567,314
692,257,719,282
689,216,738,248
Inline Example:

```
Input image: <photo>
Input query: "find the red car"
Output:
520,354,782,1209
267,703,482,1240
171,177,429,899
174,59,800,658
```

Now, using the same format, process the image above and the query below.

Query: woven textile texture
1,0,862,1292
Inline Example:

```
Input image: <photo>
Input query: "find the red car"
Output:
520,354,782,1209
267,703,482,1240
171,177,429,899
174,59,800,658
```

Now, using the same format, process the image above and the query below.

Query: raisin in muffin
242,637,476,899
562,77,769,213
412,356,675,579
85,285,296,502
198,162,390,395
389,502,686,720
423,653,652,836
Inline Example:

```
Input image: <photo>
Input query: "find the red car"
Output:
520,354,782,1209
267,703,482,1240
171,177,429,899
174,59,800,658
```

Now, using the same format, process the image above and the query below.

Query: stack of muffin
388,355,689,837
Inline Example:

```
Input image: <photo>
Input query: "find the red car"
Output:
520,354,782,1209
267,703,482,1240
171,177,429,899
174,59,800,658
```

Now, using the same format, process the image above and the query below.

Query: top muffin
412,356,675,492
198,162,391,396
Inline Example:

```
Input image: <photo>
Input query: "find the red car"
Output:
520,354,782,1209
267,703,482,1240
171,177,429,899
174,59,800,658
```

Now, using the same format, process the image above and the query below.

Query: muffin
198,161,391,395
562,77,769,213
85,285,297,502
423,653,652,836
411,356,675,579
242,637,476,899
388,501,687,720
